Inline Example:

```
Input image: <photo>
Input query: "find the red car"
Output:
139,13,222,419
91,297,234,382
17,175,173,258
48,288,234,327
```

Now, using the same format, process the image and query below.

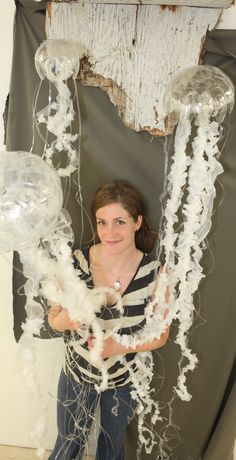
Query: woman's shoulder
136,252,159,283
142,252,159,269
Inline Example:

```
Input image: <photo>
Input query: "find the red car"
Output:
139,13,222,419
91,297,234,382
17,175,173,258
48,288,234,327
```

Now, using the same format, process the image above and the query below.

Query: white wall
0,0,235,452
217,5,236,28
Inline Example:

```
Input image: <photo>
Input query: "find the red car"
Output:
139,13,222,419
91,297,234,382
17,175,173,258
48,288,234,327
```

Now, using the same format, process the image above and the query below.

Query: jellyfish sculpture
118,64,234,389
34,39,81,177
1,147,128,370
155,65,235,401
0,149,122,358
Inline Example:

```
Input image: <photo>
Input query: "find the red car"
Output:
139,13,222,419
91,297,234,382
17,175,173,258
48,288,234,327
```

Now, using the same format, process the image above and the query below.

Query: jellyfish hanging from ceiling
155,65,234,403
34,39,81,177
0,149,120,365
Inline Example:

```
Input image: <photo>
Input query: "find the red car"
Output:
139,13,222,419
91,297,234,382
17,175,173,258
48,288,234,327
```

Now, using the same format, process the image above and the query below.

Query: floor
0,445,93,460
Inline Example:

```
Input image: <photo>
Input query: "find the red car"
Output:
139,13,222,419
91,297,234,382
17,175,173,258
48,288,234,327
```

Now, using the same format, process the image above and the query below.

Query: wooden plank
47,4,221,135
50,0,232,8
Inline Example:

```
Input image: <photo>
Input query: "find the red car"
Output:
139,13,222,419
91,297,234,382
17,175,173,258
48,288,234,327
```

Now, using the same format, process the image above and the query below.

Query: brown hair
91,179,157,253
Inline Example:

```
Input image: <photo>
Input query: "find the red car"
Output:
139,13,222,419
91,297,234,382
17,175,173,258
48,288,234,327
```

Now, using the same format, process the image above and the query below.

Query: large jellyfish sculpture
151,65,235,402
34,39,81,177
127,65,235,405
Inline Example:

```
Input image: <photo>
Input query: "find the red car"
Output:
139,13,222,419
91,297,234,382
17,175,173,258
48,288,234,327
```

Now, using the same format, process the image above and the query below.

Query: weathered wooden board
49,0,232,8
47,4,221,135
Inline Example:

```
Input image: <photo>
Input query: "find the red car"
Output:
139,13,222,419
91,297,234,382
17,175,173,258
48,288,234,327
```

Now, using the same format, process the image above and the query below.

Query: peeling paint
47,3,221,135
79,56,127,118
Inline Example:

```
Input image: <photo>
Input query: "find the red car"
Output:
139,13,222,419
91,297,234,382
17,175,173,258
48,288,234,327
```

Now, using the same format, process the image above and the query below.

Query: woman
48,179,169,460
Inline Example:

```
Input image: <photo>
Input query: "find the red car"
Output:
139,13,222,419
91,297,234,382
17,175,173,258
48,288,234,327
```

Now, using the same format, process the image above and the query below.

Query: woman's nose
106,223,117,236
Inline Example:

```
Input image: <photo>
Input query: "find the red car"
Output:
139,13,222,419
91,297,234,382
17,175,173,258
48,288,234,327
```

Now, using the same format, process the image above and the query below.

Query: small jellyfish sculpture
34,39,81,176
153,65,235,401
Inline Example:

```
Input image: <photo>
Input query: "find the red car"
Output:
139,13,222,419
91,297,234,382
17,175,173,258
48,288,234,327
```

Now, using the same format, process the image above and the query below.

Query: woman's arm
48,304,80,332
87,326,170,359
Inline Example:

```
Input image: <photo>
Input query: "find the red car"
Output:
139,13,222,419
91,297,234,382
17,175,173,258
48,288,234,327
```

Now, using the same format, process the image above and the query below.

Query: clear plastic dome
35,39,80,82
164,65,235,122
0,151,63,252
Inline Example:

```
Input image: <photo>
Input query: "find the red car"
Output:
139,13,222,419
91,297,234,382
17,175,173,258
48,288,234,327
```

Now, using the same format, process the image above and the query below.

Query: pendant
113,280,122,291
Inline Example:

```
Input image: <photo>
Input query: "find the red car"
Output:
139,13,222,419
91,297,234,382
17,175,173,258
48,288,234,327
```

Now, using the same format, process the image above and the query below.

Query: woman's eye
117,220,125,225
97,221,106,226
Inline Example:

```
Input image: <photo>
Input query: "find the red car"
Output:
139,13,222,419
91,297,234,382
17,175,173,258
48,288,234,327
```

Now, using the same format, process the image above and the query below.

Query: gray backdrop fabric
4,2,236,459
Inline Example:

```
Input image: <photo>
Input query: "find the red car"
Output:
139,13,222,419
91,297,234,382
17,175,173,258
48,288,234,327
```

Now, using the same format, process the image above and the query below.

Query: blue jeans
48,370,136,460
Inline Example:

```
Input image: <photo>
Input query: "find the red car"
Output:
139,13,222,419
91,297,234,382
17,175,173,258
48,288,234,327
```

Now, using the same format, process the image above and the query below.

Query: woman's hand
48,305,80,332
87,335,125,359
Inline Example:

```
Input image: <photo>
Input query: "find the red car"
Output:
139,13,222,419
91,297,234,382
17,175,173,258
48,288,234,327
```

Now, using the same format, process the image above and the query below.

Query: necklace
113,279,122,291
94,247,139,292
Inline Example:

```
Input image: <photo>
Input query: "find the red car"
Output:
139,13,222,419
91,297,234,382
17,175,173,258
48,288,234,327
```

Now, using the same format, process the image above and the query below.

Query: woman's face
95,202,142,254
